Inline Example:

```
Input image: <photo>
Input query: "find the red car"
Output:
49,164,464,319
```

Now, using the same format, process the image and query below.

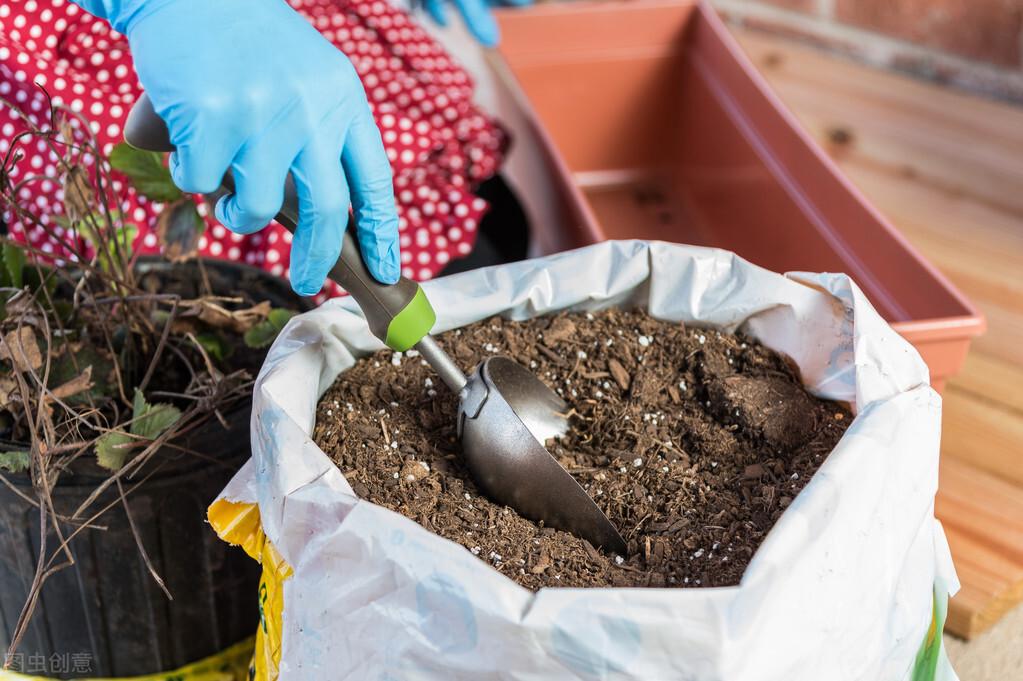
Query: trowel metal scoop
125,96,627,555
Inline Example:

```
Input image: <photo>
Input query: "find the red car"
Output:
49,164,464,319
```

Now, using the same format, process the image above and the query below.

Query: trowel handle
123,94,435,352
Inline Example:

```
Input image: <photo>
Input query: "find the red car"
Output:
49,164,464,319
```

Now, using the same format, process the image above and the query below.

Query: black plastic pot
0,258,306,678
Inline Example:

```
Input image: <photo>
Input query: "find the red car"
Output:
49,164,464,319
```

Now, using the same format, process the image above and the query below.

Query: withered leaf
193,299,271,334
0,327,43,372
156,199,204,262
47,342,115,403
50,365,94,401
62,165,94,223
0,374,19,410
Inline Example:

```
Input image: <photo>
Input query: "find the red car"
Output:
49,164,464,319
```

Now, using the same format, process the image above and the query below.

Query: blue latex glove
421,0,533,48
74,0,401,296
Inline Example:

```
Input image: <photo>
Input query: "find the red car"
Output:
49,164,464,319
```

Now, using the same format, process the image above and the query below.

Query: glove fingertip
215,193,272,235
292,278,324,298
290,258,329,296
427,1,448,27
472,17,499,47
213,194,230,226
169,151,184,187
452,0,500,46
356,213,401,284
290,240,339,296
368,252,400,285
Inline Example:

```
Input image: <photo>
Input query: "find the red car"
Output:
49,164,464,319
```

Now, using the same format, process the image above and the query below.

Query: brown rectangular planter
494,0,985,393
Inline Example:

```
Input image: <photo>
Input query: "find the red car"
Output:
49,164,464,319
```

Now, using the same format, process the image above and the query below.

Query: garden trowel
123,95,627,555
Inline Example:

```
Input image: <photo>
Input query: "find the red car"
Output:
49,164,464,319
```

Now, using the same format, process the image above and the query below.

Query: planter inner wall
494,0,984,391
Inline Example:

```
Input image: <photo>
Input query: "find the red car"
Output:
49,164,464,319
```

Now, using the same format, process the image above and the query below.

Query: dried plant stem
138,296,179,394
116,478,172,601
0,91,262,659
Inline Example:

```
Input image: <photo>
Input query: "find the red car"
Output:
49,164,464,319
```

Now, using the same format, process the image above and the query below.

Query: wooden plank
952,353,1023,416
941,388,1023,489
938,457,1023,638
732,28,1023,639
734,31,1023,220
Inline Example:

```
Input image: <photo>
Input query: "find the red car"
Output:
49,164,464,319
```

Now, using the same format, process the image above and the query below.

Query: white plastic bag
215,240,958,681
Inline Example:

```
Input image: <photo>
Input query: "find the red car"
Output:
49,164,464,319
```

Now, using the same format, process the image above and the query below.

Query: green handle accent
124,94,436,351
327,227,433,350
385,286,436,352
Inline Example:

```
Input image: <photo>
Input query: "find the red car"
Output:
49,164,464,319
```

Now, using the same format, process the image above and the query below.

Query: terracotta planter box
493,0,984,392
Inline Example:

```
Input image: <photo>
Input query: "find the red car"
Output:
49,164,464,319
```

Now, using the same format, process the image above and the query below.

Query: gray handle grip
123,94,433,350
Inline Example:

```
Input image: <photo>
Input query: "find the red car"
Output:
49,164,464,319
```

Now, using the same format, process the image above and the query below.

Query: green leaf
95,431,134,471
97,391,182,470
243,308,297,349
268,308,296,328
108,223,138,262
130,388,181,440
49,300,75,325
0,450,30,474
131,386,147,421
150,309,171,327
195,332,230,362
22,264,58,297
52,214,74,230
73,211,137,278
1,241,23,289
108,142,182,203
135,404,181,439
243,322,277,349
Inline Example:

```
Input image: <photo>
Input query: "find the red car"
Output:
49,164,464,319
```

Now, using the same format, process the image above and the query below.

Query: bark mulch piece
313,309,851,589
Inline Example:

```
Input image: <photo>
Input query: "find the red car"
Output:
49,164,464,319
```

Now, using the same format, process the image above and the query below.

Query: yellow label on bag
207,499,292,681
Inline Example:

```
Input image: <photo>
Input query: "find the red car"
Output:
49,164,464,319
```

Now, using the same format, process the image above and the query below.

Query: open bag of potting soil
207,240,958,681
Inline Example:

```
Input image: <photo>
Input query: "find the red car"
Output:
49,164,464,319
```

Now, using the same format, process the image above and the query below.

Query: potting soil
313,310,851,589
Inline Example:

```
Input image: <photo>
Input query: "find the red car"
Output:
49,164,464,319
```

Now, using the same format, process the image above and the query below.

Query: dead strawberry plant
0,95,302,665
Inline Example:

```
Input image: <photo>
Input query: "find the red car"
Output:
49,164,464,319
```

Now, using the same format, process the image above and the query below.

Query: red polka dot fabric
0,0,506,296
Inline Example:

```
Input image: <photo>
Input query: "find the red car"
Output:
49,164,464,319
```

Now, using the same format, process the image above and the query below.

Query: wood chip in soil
313,309,851,589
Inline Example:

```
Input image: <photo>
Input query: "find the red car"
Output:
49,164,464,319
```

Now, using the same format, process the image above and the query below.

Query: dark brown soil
313,310,851,589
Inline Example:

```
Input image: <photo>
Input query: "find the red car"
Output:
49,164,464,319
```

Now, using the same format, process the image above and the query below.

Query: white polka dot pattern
0,0,506,297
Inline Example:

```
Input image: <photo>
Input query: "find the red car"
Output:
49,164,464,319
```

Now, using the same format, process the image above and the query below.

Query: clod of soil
313,310,851,589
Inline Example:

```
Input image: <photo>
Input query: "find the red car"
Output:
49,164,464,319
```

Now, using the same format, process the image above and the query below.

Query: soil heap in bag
313,309,851,589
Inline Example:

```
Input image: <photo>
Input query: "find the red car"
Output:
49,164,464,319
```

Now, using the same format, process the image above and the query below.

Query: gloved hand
421,0,533,48
74,0,400,296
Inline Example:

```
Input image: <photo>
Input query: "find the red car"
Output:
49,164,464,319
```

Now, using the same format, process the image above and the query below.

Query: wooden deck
733,28,1023,640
